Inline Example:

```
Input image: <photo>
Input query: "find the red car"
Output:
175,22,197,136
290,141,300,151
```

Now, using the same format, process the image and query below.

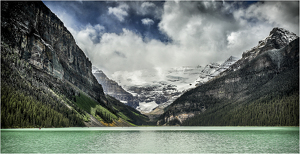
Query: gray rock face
92,67,137,106
1,1,106,104
158,28,299,125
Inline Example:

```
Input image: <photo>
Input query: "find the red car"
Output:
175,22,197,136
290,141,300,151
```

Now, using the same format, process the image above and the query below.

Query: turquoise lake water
1,127,299,153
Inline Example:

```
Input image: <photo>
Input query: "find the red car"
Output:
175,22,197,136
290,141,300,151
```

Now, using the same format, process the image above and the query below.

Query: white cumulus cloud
141,2,156,9
133,1,163,19
141,18,154,26
108,3,129,22
158,1,299,62
56,1,299,80
233,1,299,35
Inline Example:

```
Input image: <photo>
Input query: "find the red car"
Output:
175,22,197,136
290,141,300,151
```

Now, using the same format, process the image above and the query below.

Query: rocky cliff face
92,67,136,105
158,28,299,126
1,1,149,128
1,1,106,104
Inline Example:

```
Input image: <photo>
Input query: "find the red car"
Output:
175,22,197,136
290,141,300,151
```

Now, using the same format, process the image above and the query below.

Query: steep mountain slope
1,1,148,128
92,67,137,105
1,1,105,103
158,28,299,126
106,95,152,125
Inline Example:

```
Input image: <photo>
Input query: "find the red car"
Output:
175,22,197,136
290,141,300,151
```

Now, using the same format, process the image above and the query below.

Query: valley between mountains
1,1,299,128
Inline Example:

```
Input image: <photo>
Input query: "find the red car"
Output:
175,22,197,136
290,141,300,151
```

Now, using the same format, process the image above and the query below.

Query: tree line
182,92,299,126
1,84,85,128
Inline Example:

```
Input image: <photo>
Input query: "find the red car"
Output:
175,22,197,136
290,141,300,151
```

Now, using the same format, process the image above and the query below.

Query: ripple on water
1,127,299,153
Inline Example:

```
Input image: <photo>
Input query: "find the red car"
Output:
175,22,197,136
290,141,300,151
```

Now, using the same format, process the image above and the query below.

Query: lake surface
1,127,299,153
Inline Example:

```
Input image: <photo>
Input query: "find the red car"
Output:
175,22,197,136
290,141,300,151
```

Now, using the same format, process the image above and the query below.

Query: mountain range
1,1,298,128
93,56,239,116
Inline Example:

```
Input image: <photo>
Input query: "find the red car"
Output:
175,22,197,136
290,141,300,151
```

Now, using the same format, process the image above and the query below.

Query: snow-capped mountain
193,56,239,86
108,56,238,113
109,66,203,113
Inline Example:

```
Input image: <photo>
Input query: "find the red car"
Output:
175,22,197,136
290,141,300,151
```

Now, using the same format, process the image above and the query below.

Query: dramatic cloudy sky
43,1,299,79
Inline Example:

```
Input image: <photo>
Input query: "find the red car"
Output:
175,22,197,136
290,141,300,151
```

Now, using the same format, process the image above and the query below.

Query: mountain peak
267,27,298,48
226,56,239,62
260,27,298,49
242,27,298,59
269,27,295,37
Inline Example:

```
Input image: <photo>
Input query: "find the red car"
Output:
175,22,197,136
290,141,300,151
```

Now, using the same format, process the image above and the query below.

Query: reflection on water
1,127,299,153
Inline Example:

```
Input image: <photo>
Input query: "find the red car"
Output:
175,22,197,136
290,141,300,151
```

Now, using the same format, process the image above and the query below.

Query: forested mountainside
158,28,299,126
1,1,149,128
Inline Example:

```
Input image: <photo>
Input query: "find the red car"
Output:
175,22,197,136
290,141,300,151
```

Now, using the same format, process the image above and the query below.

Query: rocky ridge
222,27,298,76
